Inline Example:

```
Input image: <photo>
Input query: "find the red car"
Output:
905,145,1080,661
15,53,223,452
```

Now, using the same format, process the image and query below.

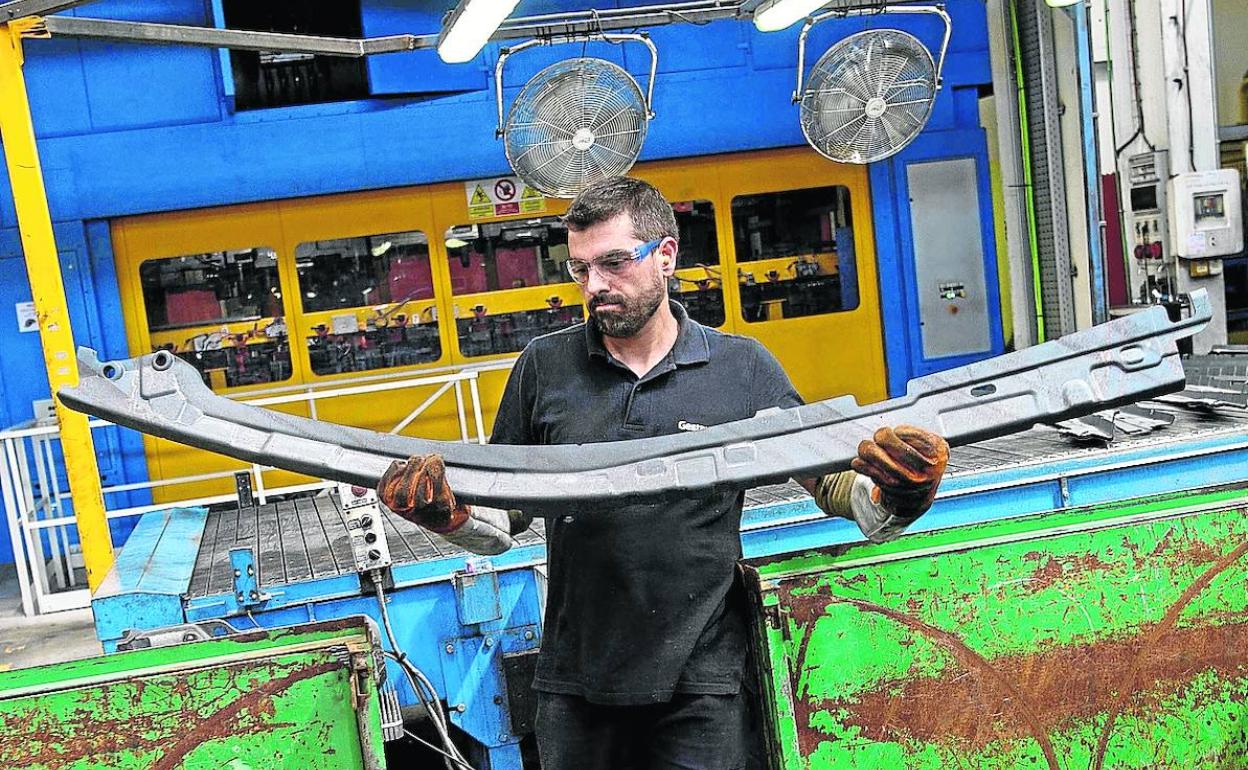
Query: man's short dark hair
563,176,679,244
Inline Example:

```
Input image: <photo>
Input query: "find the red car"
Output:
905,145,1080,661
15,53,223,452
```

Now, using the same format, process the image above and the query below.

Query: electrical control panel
336,482,392,572
1168,168,1244,259
1127,151,1170,266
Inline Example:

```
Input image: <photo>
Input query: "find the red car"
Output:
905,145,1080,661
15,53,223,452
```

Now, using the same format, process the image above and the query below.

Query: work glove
814,425,948,543
377,454,529,555
850,425,949,520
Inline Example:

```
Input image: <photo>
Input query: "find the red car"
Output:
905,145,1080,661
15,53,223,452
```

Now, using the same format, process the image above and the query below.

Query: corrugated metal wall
1015,0,1077,337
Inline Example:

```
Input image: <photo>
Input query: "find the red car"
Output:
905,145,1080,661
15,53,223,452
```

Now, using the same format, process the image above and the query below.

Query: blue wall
0,0,994,564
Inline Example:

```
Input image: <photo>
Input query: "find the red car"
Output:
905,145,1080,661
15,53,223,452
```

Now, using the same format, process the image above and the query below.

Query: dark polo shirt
490,300,801,705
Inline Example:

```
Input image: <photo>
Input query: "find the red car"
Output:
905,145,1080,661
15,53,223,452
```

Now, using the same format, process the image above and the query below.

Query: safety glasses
565,238,665,285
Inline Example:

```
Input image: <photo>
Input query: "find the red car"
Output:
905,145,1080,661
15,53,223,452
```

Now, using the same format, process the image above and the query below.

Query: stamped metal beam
0,0,91,22
59,292,1211,508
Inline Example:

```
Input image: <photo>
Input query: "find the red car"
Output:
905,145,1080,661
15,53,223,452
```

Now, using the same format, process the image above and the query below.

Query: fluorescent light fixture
1045,0,1080,6
752,0,831,32
445,237,470,249
437,0,522,64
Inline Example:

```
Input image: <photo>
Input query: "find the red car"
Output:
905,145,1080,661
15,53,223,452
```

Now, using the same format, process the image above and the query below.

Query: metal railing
0,360,513,616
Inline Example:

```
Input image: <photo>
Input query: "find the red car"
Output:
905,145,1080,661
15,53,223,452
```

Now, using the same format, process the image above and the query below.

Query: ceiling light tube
437,0,523,63
752,0,832,32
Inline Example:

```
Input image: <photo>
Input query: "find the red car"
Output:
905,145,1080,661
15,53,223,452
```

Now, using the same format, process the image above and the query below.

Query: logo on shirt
677,420,707,432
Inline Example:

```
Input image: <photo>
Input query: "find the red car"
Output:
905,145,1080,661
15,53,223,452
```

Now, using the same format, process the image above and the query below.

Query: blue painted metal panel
361,0,487,95
872,126,1007,392
92,506,207,649
3,1,994,220
0,220,150,564
1073,3,1107,324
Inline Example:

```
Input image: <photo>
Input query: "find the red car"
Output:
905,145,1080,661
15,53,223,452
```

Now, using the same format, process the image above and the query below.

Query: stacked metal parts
1055,350,1248,442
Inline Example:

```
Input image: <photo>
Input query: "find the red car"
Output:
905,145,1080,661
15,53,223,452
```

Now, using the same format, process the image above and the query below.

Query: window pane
446,218,583,358
296,232,433,311
139,247,293,388
221,0,368,110
446,217,572,295
296,231,441,375
731,186,859,322
671,200,725,327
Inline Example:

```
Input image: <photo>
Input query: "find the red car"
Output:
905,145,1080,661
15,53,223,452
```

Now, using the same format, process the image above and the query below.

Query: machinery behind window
139,248,292,389
731,185,858,323
296,231,442,376
446,217,584,358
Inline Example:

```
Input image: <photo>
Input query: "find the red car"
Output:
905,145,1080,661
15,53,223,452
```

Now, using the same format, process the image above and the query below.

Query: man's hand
377,454,470,534
850,425,949,520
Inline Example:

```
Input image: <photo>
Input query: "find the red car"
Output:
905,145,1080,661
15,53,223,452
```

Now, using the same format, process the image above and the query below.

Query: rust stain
1021,551,1115,593
780,535,1248,767
805,596,1064,770
1089,538,1248,770
6,660,338,768
148,661,338,770
829,618,1248,750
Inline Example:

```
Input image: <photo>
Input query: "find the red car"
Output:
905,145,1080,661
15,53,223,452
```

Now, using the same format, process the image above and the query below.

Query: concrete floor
0,564,102,673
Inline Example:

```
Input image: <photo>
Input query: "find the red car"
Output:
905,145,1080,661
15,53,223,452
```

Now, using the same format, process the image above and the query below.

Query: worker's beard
589,273,666,339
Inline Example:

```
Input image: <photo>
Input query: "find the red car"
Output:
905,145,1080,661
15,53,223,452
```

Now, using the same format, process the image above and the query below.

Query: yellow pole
0,21,114,591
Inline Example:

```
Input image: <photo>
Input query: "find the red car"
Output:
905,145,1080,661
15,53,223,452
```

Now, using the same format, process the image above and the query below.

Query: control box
335,482,392,572
1168,168,1244,259
1127,151,1170,266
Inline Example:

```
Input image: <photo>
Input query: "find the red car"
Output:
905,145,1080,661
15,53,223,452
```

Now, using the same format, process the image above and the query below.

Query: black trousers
534,690,754,770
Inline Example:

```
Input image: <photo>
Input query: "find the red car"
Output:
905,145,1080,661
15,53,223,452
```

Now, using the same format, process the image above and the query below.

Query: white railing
0,360,514,616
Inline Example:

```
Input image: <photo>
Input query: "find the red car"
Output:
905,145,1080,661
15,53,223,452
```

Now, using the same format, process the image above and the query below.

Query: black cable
374,579,477,770
1116,0,1157,158
1178,0,1197,172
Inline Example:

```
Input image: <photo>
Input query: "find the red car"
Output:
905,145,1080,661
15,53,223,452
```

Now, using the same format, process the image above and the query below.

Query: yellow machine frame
113,148,887,500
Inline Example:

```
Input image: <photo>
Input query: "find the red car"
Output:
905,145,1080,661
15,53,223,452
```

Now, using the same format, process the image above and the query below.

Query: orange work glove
850,425,949,520
377,454,471,534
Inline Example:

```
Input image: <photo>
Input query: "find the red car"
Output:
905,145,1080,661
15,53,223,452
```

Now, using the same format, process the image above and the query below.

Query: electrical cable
404,728,477,767
374,579,478,770
1178,0,1196,172
1115,0,1157,158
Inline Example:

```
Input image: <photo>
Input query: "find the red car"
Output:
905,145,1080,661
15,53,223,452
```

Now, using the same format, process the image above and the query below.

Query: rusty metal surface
0,617,387,770
744,484,1248,769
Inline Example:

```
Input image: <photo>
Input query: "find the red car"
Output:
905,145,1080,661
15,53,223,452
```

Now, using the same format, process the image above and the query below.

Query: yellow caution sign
470,185,491,205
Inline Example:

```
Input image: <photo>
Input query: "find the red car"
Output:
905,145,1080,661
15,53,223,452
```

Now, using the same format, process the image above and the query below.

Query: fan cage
504,57,650,198
799,28,937,165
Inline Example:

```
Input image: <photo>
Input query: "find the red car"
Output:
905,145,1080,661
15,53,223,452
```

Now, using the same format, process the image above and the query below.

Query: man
378,177,948,769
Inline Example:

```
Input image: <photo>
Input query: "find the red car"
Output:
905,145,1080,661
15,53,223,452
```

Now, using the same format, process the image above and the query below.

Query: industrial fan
795,7,951,164
495,35,658,198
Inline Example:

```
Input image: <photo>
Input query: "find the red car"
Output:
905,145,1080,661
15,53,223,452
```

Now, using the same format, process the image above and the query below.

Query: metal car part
115,619,240,651
59,291,1211,508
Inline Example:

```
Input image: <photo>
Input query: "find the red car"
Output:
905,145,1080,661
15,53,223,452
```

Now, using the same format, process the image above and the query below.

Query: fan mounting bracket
791,3,951,104
494,32,659,138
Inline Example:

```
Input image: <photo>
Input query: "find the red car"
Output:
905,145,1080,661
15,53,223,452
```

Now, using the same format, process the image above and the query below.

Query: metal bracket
793,4,951,103
494,31,659,137
230,547,270,610
115,619,240,651
60,291,1211,508
453,558,502,626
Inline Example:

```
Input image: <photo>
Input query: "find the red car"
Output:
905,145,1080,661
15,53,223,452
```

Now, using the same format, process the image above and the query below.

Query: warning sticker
465,175,547,220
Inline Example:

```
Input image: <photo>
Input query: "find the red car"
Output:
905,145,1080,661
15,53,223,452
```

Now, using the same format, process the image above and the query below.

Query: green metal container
742,484,1248,769
0,617,387,769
